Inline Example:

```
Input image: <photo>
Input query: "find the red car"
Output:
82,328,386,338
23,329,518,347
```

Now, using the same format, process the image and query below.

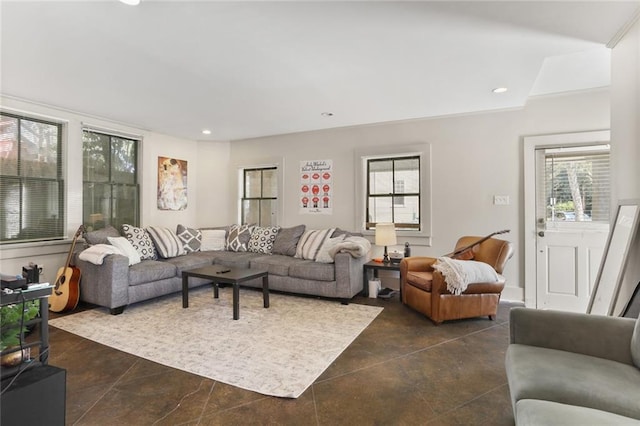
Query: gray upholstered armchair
505,307,640,424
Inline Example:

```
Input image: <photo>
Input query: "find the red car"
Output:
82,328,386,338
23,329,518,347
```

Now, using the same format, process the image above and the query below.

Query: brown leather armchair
400,236,514,325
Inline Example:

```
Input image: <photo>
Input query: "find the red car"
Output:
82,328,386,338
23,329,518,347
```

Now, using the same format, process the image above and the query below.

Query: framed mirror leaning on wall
588,199,640,316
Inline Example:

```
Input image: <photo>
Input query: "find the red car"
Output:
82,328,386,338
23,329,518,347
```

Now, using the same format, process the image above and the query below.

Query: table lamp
375,223,397,263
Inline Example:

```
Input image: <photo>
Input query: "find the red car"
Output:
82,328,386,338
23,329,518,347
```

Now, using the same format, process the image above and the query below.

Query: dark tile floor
47,294,522,425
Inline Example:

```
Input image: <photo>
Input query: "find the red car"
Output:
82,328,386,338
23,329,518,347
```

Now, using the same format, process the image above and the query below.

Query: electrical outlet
493,195,510,205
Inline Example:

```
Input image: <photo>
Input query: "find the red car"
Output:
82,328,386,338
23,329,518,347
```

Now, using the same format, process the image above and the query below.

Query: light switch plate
494,195,510,205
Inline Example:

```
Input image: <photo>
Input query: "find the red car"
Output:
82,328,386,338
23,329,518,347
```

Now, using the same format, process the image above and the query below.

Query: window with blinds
0,112,64,243
537,144,610,223
82,129,139,232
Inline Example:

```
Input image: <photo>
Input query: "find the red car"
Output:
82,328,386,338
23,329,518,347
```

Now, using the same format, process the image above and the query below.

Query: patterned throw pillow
295,228,336,261
226,224,255,252
122,224,158,260
176,224,202,253
147,226,185,259
248,226,280,254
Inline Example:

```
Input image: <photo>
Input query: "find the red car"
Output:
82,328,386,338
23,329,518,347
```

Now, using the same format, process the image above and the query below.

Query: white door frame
523,129,610,308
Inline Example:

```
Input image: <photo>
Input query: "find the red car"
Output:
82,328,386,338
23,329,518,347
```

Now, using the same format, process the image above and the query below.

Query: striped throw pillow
295,228,336,260
147,226,185,258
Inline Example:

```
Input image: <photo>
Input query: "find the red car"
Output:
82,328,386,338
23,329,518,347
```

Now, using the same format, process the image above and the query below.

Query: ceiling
2,1,639,141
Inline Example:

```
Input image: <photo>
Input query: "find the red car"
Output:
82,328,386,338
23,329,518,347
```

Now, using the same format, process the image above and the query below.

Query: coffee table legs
182,274,189,308
233,283,240,320
262,275,269,308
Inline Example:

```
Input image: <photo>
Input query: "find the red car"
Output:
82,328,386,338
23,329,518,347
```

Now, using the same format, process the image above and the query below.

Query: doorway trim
523,129,610,308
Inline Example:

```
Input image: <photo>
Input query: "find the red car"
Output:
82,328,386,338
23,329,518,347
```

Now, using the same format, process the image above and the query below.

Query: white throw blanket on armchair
432,257,499,295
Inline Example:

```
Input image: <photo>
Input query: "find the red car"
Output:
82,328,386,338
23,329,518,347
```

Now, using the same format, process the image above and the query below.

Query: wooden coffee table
182,265,269,320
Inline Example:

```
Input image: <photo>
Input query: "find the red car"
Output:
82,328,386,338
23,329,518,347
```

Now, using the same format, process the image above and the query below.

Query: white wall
226,89,611,298
611,17,640,314
0,96,231,284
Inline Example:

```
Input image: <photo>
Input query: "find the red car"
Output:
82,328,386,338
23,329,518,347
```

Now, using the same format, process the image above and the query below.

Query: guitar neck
448,229,510,257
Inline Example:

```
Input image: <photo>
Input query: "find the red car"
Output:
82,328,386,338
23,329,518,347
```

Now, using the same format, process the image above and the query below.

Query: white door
527,136,611,312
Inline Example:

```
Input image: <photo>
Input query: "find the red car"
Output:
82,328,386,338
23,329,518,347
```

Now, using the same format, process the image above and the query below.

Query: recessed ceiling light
119,0,140,5
202,129,212,135
492,87,508,94
321,112,334,117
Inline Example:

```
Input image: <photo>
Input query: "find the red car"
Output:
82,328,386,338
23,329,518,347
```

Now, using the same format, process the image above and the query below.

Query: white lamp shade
375,223,397,246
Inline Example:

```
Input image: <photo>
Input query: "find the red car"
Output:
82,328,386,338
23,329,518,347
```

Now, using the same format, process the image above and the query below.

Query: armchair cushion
405,271,433,291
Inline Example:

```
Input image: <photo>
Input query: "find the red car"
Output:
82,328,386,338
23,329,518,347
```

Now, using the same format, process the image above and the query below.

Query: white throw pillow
315,234,346,263
108,236,141,266
201,229,227,251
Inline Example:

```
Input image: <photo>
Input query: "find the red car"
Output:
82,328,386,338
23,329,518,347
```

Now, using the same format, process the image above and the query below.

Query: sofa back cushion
295,228,336,261
147,226,185,259
632,316,640,367
84,225,121,245
272,225,306,256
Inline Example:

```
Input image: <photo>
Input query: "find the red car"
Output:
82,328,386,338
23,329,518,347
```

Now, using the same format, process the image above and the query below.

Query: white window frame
235,158,284,226
355,143,432,245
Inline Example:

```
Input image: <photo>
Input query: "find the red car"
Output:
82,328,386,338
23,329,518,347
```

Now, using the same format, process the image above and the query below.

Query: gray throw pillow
83,225,121,245
272,225,306,256
226,224,255,252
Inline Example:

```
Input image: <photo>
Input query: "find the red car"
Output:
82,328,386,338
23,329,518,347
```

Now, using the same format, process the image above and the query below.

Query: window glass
242,167,277,226
366,155,420,230
82,130,139,231
0,112,63,243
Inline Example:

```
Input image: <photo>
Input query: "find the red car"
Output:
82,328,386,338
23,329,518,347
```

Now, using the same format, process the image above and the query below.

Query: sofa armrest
509,307,636,365
334,252,370,299
76,254,130,310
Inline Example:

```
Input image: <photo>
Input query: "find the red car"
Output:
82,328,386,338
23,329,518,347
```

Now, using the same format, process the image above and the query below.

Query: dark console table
1,285,66,425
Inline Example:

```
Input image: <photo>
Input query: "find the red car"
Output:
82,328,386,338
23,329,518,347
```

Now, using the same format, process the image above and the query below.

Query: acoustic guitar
49,225,83,313
445,229,510,260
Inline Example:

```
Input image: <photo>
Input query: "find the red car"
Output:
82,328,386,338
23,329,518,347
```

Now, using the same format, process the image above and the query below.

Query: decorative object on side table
375,223,397,263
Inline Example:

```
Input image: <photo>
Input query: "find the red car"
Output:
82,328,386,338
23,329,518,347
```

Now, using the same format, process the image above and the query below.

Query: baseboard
501,285,524,304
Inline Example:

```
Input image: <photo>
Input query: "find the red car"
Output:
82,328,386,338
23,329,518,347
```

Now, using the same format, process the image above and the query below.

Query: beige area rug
49,287,383,398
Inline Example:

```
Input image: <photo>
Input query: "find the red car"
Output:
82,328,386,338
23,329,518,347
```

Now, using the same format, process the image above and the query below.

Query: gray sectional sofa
75,225,370,314
505,307,640,425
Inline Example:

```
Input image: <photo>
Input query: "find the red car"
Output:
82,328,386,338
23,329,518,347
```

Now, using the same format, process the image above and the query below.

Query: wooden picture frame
588,199,640,315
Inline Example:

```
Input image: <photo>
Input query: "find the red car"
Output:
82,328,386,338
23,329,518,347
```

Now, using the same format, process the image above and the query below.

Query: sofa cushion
128,260,176,286
227,224,255,252
122,224,158,260
506,343,640,420
211,251,263,269
250,255,302,276
289,260,335,282
272,224,305,256
516,399,640,426
176,224,202,253
295,228,336,260
84,225,120,245
163,253,213,275
147,226,185,258
247,226,280,254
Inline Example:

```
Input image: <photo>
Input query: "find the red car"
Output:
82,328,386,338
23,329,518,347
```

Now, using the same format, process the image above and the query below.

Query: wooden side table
362,261,402,298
